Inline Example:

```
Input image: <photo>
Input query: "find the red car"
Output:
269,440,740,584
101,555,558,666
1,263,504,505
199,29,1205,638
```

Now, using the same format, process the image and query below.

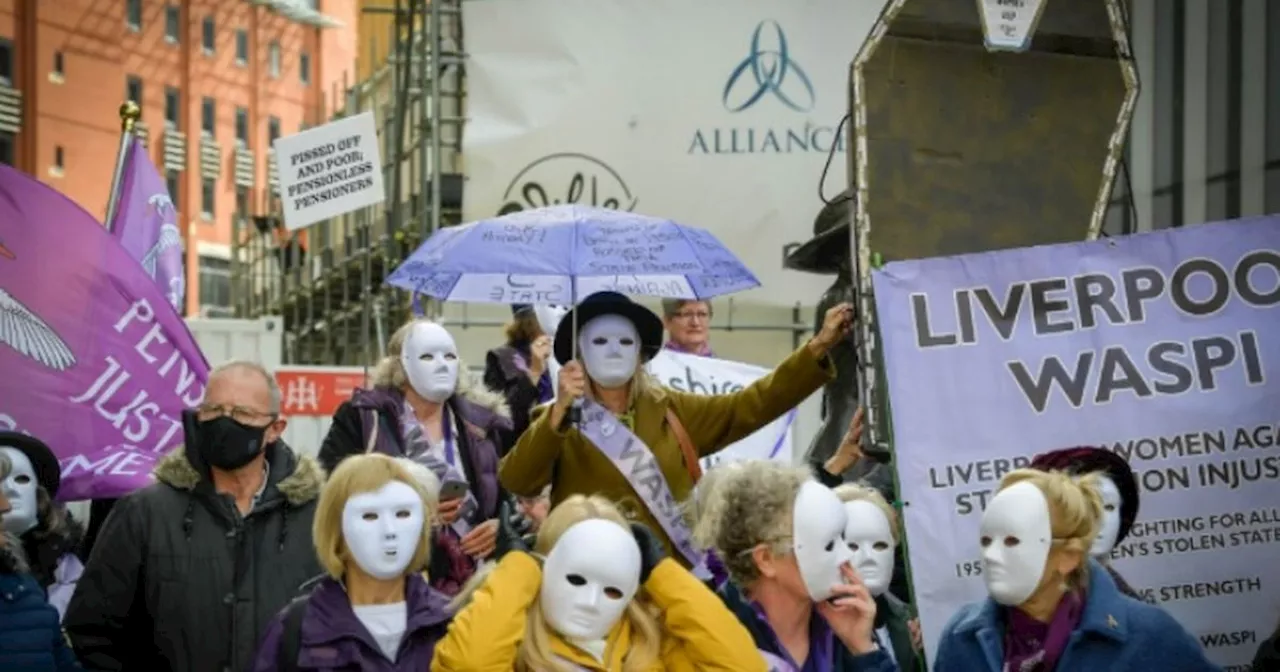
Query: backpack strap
277,595,310,672
665,408,702,483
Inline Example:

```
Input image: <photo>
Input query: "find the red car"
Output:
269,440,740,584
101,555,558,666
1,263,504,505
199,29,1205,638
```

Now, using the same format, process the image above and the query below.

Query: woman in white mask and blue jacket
695,461,898,672
935,468,1215,671
319,319,512,596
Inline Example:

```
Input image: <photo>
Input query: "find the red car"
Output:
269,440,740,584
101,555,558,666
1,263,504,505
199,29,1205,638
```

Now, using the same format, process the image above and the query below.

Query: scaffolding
232,0,465,365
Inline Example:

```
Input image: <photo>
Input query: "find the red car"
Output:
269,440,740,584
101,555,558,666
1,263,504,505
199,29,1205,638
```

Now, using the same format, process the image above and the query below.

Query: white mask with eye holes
793,481,854,602
534,305,569,339
341,481,425,580
1091,475,1123,557
401,322,459,403
843,500,895,597
540,518,641,640
980,481,1053,606
578,315,640,389
0,447,39,536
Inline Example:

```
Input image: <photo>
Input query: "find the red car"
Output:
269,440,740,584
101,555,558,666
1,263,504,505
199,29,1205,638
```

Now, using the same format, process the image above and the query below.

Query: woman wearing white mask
935,469,1214,671
1029,447,1143,600
319,319,511,595
252,454,452,671
501,291,853,569
484,303,569,456
432,494,767,671
695,461,896,672
0,431,84,620
833,483,921,670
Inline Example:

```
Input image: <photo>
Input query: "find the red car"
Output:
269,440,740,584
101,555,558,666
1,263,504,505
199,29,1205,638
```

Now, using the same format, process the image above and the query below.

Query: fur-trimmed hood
152,441,323,507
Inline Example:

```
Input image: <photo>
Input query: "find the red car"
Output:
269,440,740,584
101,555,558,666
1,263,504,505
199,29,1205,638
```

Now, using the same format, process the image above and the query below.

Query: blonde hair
395,458,441,507
692,460,812,587
833,483,900,545
682,461,745,530
451,495,663,672
998,468,1103,589
312,454,437,579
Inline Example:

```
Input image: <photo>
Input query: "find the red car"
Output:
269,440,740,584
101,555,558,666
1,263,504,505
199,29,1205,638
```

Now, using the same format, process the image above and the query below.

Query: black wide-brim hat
0,431,61,498
784,187,856,275
1030,446,1139,546
553,291,664,365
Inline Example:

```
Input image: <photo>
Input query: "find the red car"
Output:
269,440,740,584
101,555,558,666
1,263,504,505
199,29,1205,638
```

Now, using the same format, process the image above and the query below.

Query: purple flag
110,138,186,311
0,165,210,500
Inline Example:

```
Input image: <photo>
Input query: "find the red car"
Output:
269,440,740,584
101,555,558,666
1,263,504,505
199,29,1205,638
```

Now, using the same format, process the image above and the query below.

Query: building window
235,186,250,215
0,133,13,166
267,116,281,146
268,42,281,78
235,107,248,146
0,38,11,85
299,52,311,85
201,97,215,137
166,170,180,210
198,255,232,310
235,29,248,65
202,16,215,54
126,75,143,105
164,87,180,129
52,51,65,78
53,145,64,173
165,4,181,43
201,178,216,219
126,0,142,30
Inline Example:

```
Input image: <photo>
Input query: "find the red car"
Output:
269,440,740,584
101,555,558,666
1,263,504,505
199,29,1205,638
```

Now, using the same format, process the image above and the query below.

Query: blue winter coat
934,560,1219,671
0,572,81,671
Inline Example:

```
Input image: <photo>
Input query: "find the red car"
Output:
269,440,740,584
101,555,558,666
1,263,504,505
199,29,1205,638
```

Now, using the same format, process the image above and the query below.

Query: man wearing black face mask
65,361,324,672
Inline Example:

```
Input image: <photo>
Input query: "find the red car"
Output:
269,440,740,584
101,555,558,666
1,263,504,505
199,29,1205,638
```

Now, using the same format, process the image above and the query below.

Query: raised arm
431,553,543,671
643,559,768,671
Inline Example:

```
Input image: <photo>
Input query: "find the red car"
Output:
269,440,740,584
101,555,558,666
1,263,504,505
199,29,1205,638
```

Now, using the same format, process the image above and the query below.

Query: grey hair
661,298,713,319
207,360,282,414
0,451,10,481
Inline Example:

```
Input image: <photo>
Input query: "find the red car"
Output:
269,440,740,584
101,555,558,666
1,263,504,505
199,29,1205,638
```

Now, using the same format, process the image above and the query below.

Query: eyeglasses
196,404,276,425
673,310,712,323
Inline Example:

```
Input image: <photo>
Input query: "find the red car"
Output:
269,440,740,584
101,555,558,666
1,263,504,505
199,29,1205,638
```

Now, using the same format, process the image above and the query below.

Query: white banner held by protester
873,217,1280,668
461,0,889,307
647,349,795,470
273,111,385,231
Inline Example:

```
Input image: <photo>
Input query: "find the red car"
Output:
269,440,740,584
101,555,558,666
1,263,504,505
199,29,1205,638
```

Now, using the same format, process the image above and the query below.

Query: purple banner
110,138,186,311
0,165,210,500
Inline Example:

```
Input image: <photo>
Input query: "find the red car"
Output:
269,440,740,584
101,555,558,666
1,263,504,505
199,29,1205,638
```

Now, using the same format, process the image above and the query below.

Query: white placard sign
461,0,890,307
646,349,795,470
273,111,385,231
979,0,1049,52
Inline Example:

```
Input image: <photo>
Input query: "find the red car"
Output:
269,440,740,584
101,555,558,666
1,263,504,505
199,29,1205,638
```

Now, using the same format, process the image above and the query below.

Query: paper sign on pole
273,111,385,231
646,349,795,470
978,0,1049,52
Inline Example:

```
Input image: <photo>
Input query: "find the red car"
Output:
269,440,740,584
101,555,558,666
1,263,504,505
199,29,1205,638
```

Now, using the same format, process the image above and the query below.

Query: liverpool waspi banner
460,0,887,307
873,217,1280,668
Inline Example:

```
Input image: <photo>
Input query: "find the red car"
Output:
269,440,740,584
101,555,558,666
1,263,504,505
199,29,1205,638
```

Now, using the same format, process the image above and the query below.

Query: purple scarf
1003,590,1085,672
705,550,730,590
514,344,554,403
663,340,714,357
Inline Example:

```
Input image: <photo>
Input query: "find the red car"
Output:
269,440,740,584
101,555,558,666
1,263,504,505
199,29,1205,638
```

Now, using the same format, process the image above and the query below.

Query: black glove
630,523,667,584
494,502,532,560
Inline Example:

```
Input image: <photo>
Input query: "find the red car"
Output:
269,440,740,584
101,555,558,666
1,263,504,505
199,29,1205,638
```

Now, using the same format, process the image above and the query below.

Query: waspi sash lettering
577,399,708,575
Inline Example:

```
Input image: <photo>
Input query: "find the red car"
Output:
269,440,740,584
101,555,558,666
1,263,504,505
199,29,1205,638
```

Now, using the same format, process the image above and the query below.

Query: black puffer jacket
63,442,323,672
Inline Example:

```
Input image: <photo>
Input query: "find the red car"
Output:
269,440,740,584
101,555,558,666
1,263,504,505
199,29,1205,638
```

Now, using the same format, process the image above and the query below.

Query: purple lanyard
441,405,455,466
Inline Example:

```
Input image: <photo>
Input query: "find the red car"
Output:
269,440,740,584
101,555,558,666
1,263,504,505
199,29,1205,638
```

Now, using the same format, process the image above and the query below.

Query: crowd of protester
0,291,1274,671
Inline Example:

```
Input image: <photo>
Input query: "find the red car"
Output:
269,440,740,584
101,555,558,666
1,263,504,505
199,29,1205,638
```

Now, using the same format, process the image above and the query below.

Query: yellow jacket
499,344,833,561
431,553,768,672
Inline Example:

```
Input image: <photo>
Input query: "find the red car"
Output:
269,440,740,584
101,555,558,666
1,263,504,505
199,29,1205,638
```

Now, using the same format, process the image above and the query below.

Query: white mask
843,500,895,597
578,315,639,389
792,481,854,601
1091,475,1123,557
400,322,459,403
540,519,641,640
0,447,39,536
341,481,425,580
534,304,569,338
980,481,1053,606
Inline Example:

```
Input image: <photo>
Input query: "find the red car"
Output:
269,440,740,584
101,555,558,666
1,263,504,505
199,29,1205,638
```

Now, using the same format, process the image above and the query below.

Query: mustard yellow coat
431,553,768,672
498,344,834,559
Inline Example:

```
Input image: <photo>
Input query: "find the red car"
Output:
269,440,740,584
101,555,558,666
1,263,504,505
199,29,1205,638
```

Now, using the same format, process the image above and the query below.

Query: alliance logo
722,20,816,114
497,152,639,215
